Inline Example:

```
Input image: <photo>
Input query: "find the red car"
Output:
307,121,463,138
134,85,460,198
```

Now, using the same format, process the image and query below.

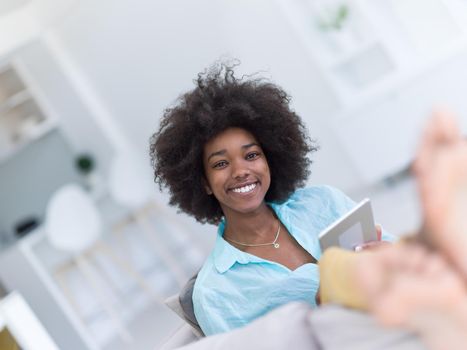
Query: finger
354,240,390,251
375,224,382,241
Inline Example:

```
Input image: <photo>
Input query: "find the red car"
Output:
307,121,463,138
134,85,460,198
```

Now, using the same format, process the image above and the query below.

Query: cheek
205,172,223,194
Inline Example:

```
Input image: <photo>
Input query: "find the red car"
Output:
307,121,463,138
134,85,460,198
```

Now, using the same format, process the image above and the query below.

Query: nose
231,158,250,180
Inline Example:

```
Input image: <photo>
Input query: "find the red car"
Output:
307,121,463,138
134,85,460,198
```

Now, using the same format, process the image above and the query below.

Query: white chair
109,152,195,287
46,184,101,254
45,184,163,343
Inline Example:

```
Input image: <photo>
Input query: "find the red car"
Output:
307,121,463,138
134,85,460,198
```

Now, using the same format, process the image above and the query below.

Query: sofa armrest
158,324,199,350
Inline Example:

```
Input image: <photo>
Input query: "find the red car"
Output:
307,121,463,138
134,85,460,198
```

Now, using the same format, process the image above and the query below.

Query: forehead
204,127,258,153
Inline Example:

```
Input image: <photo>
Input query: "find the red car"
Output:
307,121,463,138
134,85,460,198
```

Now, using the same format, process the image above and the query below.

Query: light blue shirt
193,185,394,336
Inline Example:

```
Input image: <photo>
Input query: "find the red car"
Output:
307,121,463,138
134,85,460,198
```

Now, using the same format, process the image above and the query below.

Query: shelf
0,63,57,164
334,35,467,113
0,118,57,164
331,42,395,89
277,0,467,110
0,68,26,103
0,89,31,114
325,39,379,68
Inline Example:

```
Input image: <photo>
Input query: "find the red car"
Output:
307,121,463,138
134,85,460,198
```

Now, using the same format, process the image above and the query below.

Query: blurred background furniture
45,183,163,343
0,64,57,164
109,152,192,287
0,291,59,350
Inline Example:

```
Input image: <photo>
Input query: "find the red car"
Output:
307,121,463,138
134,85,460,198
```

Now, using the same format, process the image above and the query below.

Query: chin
235,200,267,214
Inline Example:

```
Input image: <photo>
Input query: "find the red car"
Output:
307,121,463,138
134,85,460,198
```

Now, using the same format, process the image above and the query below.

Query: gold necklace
224,221,281,249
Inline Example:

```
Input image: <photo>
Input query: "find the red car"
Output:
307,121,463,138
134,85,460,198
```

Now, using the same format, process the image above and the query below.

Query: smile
231,183,257,193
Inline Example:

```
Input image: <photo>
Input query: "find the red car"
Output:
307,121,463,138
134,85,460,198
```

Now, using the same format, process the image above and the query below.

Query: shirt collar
213,219,266,273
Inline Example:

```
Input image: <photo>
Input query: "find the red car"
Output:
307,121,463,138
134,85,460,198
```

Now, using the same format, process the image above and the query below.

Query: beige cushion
158,324,199,350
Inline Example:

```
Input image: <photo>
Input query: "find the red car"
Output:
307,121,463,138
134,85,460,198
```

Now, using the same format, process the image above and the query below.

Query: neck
223,203,278,244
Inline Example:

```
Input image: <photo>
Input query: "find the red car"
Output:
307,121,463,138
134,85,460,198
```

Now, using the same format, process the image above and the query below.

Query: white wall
215,0,363,190
15,40,115,173
51,0,225,153
0,129,80,235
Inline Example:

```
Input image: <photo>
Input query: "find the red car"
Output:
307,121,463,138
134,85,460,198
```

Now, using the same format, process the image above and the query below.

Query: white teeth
232,183,257,193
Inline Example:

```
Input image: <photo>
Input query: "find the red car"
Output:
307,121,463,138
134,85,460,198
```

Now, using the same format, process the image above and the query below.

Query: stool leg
112,217,133,250
95,241,165,304
54,263,86,323
147,201,207,255
86,249,127,301
134,213,188,287
74,255,133,343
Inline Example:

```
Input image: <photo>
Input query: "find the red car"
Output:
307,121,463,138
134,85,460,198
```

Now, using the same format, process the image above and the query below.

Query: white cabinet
278,0,467,109
0,63,57,163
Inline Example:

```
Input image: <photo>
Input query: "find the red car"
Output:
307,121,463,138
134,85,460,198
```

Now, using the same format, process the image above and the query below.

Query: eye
213,160,228,169
246,151,260,160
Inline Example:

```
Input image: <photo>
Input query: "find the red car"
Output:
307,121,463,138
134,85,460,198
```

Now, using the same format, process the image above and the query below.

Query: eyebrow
207,142,259,162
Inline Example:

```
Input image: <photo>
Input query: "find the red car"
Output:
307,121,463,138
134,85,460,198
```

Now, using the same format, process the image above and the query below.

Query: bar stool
45,184,164,343
108,152,192,287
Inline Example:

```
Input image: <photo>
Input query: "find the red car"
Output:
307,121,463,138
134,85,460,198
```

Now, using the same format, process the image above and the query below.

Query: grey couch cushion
165,274,204,338
179,274,199,330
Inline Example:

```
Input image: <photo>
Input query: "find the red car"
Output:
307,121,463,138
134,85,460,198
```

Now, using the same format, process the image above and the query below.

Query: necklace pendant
273,243,280,249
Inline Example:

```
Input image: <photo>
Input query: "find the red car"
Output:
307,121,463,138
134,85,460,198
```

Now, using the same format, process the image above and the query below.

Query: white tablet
319,198,377,251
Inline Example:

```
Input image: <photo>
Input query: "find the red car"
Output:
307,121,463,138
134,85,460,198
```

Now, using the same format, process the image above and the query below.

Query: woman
150,63,392,335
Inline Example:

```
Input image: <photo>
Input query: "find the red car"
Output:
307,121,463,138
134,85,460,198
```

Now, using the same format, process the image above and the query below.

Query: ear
203,178,213,195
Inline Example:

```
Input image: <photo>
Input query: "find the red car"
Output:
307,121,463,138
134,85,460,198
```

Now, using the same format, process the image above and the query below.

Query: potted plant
314,2,356,54
75,153,102,195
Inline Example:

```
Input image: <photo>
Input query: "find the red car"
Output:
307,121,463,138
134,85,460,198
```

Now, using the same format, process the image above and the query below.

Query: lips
229,182,258,194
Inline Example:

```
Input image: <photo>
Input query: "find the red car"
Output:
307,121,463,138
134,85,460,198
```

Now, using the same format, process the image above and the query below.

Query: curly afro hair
150,62,318,225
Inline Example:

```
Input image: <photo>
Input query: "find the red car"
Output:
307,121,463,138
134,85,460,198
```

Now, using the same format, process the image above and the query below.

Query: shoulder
192,255,245,335
192,253,232,311
193,254,218,296
290,185,344,200
270,185,357,229
278,185,355,210
192,256,219,334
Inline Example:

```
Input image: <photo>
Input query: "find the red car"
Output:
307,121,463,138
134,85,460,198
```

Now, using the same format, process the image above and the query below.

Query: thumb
375,224,382,241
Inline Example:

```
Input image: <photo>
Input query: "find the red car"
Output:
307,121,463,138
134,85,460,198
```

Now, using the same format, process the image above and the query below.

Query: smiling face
203,127,271,219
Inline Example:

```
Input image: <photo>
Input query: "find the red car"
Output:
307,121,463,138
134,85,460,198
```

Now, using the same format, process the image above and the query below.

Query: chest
245,224,317,271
